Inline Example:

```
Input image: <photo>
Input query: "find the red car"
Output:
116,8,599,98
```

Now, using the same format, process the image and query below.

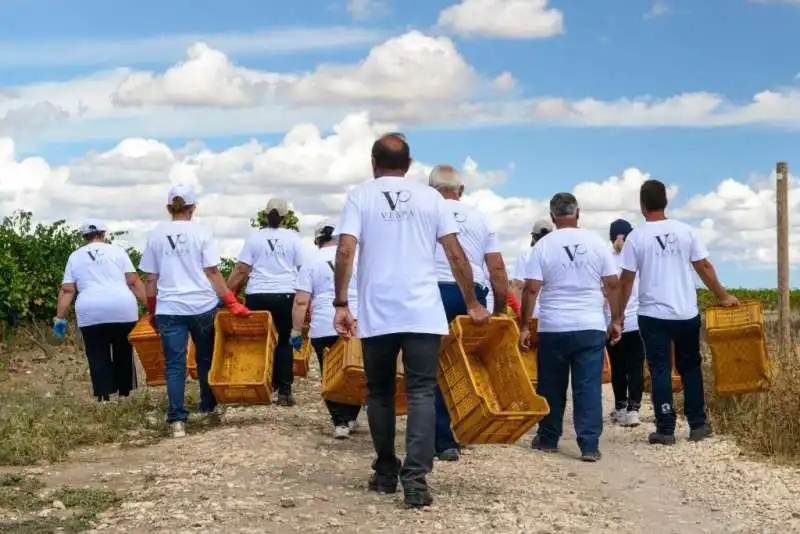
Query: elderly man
333,134,490,509
519,192,622,462
429,164,509,462
620,179,738,445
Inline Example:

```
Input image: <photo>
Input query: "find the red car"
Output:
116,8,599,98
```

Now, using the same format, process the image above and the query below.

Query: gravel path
22,365,800,533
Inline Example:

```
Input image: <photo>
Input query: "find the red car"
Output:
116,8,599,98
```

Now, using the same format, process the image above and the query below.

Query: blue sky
1,0,798,288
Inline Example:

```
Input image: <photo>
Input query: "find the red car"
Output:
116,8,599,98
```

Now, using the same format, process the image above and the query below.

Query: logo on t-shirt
381,191,413,221
654,233,679,256
165,234,190,257
86,248,105,262
562,244,587,266
266,238,288,255
326,260,335,272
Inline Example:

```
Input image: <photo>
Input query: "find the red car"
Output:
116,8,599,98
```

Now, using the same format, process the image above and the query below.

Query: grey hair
429,164,462,191
549,192,579,217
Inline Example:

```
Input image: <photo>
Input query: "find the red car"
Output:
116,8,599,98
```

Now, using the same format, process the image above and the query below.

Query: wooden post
776,161,791,353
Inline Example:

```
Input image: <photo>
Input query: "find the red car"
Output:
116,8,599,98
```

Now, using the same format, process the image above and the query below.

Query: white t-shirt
62,243,139,328
525,227,618,333
434,199,500,288
295,245,359,339
238,227,305,294
335,176,458,338
139,221,220,316
604,252,640,332
620,219,708,321
514,248,541,317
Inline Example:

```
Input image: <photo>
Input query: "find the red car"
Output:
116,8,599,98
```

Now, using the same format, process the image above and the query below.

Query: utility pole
776,161,791,354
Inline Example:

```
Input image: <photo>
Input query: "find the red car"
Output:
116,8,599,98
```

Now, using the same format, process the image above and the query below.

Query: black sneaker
580,451,602,462
648,432,677,445
275,394,295,407
368,473,398,494
531,435,558,453
436,448,460,462
689,425,714,442
404,487,433,509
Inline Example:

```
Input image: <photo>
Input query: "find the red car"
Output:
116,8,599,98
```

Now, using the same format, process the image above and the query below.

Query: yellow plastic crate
643,342,683,393
187,341,198,380
208,311,277,405
128,317,190,386
703,301,770,395
293,336,312,377
438,316,550,445
321,337,407,416
602,349,612,384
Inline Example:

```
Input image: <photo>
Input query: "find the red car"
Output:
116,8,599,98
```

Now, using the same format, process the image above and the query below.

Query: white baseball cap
80,219,107,235
531,219,554,236
266,198,288,216
167,183,198,205
314,218,336,239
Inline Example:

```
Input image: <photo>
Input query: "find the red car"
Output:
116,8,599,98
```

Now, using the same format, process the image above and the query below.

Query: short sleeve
201,231,221,269
688,228,709,262
115,246,136,273
436,195,459,239
482,218,501,254
599,246,618,277
512,251,527,281
295,263,313,293
139,237,158,274
237,236,255,266
619,234,638,273
62,256,75,284
335,188,362,241
526,244,544,282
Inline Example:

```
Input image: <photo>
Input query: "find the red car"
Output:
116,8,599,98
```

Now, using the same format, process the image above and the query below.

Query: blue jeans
535,330,606,454
435,282,488,453
638,314,706,434
156,309,217,423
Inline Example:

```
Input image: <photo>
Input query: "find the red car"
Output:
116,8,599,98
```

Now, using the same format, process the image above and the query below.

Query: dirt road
15,366,800,533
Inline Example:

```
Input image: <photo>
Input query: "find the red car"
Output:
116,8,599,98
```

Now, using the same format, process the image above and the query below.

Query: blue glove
52,318,68,340
289,329,303,351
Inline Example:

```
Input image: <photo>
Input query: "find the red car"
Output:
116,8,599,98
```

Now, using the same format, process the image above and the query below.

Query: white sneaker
347,419,359,433
333,426,350,440
622,410,641,427
171,422,186,438
610,408,627,424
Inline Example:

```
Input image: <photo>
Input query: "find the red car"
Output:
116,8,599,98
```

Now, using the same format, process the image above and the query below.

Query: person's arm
520,279,542,329
292,291,311,332
126,274,147,306
618,236,638,313
485,252,508,315
334,235,357,303
55,283,76,319
440,234,477,307
144,273,158,318
688,231,733,303
603,274,622,326
227,263,252,295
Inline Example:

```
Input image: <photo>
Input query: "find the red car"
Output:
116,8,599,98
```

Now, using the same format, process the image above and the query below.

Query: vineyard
1,210,798,336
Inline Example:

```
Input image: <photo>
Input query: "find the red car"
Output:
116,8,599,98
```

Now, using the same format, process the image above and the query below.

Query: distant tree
250,208,300,232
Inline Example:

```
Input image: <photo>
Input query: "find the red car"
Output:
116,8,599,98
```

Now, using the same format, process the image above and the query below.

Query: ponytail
167,196,192,216
315,226,335,247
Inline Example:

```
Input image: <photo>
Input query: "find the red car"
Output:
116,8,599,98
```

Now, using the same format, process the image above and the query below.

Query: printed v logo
326,260,334,272
563,245,578,262
166,235,180,250
382,191,401,211
267,239,279,252
87,251,96,261
655,235,668,251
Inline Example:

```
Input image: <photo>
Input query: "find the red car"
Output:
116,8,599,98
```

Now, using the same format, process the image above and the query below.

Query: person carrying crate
331,133,490,509
619,179,739,445
429,164,509,462
289,218,362,440
518,192,623,462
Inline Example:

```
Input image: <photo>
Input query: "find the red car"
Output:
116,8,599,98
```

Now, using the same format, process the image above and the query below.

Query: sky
1,0,799,288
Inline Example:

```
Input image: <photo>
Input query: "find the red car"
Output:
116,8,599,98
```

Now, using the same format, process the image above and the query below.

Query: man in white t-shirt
227,198,305,407
620,179,738,445
430,164,508,462
604,219,645,428
332,134,490,509
519,192,622,462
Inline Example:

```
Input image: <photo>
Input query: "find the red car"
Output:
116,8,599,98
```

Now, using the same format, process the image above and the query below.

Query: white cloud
346,0,387,20
645,1,670,19
2,112,797,272
438,0,564,39
0,27,386,68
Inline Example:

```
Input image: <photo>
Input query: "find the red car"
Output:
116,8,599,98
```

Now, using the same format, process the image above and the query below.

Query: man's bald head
371,133,411,177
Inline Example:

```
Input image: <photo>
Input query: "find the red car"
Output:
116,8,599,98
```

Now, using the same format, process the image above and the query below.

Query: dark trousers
80,321,138,400
362,333,441,489
435,282,488,453
311,336,361,426
245,293,295,395
638,314,706,434
156,309,217,423
607,330,645,412
536,330,606,455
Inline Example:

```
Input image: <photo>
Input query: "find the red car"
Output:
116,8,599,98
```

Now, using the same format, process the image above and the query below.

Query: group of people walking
52,132,739,509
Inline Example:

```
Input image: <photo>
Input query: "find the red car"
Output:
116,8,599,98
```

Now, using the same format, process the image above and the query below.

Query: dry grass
704,317,800,462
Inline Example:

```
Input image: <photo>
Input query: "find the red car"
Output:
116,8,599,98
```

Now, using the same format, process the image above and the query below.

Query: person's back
66,242,138,327
348,176,451,337
141,220,217,316
243,227,305,295
434,199,491,288
304,245,359,338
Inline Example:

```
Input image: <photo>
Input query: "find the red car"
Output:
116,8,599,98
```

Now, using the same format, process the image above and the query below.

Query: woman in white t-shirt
139,184,251,439
227,198,305,407
289,219,360,439
53,219,146,403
